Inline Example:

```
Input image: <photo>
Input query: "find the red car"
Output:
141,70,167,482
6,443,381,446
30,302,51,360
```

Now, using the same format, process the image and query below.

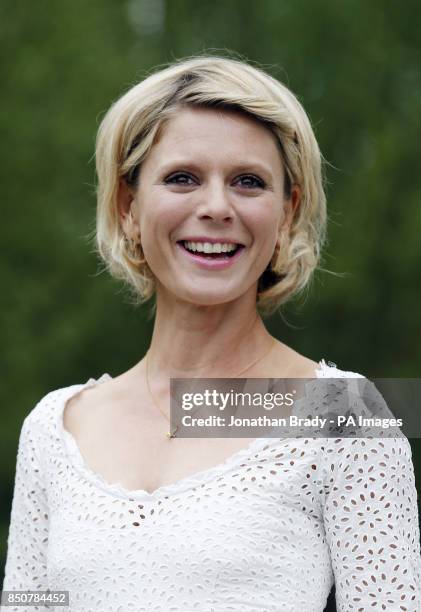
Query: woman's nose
196,181,234,221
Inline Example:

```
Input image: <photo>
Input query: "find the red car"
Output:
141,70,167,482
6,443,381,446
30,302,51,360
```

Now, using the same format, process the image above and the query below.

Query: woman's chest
47,478,332,610
65,396,259,495
63,372,308,497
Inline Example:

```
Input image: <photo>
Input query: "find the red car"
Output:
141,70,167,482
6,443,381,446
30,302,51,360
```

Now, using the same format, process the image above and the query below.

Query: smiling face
120,105,297,308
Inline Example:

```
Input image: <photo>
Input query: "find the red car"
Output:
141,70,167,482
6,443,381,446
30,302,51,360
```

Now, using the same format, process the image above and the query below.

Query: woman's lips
176,242,246,270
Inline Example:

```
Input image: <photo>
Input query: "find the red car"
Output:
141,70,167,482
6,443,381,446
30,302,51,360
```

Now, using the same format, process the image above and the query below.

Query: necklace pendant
166,427,178,439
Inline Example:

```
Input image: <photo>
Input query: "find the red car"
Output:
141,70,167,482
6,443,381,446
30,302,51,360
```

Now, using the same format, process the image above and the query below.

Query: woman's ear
117,179,139,238
281,184,301,233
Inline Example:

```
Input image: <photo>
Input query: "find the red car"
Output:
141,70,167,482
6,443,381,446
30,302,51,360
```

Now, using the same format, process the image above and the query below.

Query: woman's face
125,105,296,308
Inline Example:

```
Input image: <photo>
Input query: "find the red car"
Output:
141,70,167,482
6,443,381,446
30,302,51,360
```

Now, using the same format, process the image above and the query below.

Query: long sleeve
322,435,421,611
2,414,50,608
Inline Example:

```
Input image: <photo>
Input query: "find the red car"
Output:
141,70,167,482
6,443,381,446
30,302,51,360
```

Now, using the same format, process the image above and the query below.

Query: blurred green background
1,1,420,609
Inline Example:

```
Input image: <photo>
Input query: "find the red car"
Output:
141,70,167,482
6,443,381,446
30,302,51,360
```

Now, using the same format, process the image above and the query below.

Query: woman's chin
174,286,245,308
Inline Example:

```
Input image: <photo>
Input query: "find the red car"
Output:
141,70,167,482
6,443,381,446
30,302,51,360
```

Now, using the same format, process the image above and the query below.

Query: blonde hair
94,53,328,317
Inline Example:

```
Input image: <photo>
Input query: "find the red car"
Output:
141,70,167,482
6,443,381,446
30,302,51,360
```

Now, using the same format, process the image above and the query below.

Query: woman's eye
237,175,265,189
164,173,195,185
164,172,265,189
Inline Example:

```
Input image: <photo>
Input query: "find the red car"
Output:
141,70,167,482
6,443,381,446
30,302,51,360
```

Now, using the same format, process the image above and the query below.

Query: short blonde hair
94,53,327,317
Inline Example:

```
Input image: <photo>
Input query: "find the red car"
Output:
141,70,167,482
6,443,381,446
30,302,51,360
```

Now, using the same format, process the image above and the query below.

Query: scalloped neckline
57,360,331,501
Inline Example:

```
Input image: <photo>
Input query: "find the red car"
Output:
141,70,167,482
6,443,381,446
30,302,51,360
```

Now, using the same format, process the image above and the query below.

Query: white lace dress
2,360,421,611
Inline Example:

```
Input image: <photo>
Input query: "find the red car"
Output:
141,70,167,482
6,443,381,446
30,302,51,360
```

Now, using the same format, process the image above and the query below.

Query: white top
2,360,421,612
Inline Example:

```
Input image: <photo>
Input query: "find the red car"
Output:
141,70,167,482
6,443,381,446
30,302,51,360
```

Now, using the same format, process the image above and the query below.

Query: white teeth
183,241,239,254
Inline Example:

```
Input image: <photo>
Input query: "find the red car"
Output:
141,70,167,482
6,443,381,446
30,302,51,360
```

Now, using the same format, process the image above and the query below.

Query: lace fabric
2,360,420,611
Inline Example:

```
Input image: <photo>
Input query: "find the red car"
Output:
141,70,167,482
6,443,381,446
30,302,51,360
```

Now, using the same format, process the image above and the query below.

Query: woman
3,55,420,611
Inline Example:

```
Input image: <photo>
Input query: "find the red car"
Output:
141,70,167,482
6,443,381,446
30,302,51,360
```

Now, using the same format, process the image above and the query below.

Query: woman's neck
145,292,274,379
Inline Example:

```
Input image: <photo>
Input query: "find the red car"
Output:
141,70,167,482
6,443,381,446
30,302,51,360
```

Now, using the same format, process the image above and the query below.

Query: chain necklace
145,337,277,439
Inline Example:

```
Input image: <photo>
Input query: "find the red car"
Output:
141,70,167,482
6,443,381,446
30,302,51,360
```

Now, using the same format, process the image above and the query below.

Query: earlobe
117,179,134,217
117,179,138,236
291,184,301,216
282,184,301,232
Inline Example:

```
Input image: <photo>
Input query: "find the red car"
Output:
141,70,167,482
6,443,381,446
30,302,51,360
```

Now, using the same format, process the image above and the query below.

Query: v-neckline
57,361,331,501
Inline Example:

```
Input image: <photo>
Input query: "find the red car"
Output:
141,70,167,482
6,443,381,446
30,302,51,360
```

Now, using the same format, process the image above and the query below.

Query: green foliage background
1,1,420,609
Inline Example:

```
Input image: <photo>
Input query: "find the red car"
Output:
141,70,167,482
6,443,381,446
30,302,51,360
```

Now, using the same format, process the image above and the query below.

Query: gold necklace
145,337,277,439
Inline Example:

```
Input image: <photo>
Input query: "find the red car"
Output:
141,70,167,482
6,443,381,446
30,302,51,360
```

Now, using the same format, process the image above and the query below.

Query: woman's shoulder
315,361,413,463
316,358,365,378
270,341,365,379
22,374,111,442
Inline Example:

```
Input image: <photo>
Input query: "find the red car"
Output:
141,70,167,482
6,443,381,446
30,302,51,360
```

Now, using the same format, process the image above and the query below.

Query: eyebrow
158,159,275,181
